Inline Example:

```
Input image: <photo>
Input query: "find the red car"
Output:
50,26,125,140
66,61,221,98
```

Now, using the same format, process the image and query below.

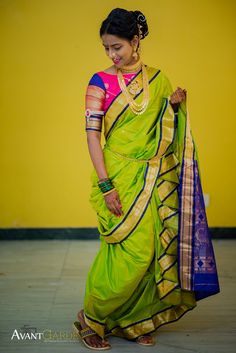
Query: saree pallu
83,66,220,340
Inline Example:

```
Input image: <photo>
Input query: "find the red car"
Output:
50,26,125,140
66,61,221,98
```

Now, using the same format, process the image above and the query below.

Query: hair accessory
137,14,146,24
136,13,149,39
137,24,142,39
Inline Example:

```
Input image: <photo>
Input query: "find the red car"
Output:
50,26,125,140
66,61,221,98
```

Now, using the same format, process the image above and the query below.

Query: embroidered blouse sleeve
85,73,106,132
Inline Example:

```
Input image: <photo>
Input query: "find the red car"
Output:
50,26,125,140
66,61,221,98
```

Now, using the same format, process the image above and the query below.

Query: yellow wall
0,0,235,227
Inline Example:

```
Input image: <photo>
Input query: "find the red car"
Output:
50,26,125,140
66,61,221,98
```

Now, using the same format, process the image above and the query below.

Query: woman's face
101,33,139,68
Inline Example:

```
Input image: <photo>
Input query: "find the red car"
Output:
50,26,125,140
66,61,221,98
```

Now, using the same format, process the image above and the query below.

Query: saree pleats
84,177,196,340
83,66,220,339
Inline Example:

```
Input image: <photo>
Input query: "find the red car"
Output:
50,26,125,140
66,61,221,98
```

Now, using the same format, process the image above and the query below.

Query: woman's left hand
169,87,187,113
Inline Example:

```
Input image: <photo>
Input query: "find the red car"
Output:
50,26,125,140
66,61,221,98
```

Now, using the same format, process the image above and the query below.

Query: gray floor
0,239,235,353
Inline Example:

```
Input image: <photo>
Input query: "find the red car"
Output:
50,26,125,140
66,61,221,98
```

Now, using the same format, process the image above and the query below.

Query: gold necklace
128,79,141,95
117,63,149,115
121,59,143,95
117,62,149,115
120,58,142,73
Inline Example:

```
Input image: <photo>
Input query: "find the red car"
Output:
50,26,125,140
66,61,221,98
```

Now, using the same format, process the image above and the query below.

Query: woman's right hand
104,189,123,217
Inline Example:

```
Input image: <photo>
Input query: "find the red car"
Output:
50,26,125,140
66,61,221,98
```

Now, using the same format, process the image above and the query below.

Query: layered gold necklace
116,58,150,115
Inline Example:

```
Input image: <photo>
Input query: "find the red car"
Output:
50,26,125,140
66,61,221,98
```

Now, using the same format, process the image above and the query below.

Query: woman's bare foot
136,334,155,345
77,309,111,349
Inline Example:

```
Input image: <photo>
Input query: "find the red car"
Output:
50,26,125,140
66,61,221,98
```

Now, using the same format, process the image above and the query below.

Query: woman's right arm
85,73,123,217
86,130,123,217
86,130,108,180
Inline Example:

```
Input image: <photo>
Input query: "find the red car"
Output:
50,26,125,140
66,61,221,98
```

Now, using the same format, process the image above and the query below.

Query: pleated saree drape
83,66,220,340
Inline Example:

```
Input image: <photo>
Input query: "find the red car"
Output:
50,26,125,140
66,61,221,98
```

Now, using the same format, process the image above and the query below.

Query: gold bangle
103,188,116,196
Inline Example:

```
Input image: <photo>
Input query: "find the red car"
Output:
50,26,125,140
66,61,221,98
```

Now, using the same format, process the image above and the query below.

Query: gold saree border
155,150,180,300
84,303,196,340
156,279,179,300
178,101,195,290
160,228,177,251
155,98,177,158
158,253,177,274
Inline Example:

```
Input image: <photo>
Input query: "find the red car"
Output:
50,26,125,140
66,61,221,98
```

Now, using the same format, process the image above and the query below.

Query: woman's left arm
169,87,187,113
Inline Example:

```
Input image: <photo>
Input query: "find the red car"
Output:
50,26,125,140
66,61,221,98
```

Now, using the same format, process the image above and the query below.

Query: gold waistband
105,147,161,164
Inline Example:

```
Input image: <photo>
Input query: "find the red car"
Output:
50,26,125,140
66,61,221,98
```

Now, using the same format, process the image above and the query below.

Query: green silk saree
83,66,220,340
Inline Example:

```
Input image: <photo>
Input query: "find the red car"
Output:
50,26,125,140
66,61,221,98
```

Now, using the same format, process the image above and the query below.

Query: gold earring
132,47,138,60
137,45,141,56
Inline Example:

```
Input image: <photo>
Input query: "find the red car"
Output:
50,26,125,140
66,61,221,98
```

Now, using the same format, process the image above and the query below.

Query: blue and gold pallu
83,66,220,340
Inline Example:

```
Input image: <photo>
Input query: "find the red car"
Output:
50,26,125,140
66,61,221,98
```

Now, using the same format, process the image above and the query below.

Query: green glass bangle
98,179,114,193
98,178,112,185
102,186,115,194
99,186,114,194
100,186,113,193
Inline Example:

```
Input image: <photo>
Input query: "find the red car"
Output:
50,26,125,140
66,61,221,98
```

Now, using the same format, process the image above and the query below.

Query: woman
73,8,220,351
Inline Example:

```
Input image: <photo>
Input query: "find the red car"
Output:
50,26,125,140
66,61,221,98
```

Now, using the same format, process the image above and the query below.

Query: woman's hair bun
130,10,149,39
100,8,149,41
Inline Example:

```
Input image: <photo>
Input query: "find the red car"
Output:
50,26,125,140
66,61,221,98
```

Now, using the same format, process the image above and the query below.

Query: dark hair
100,8,149,41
